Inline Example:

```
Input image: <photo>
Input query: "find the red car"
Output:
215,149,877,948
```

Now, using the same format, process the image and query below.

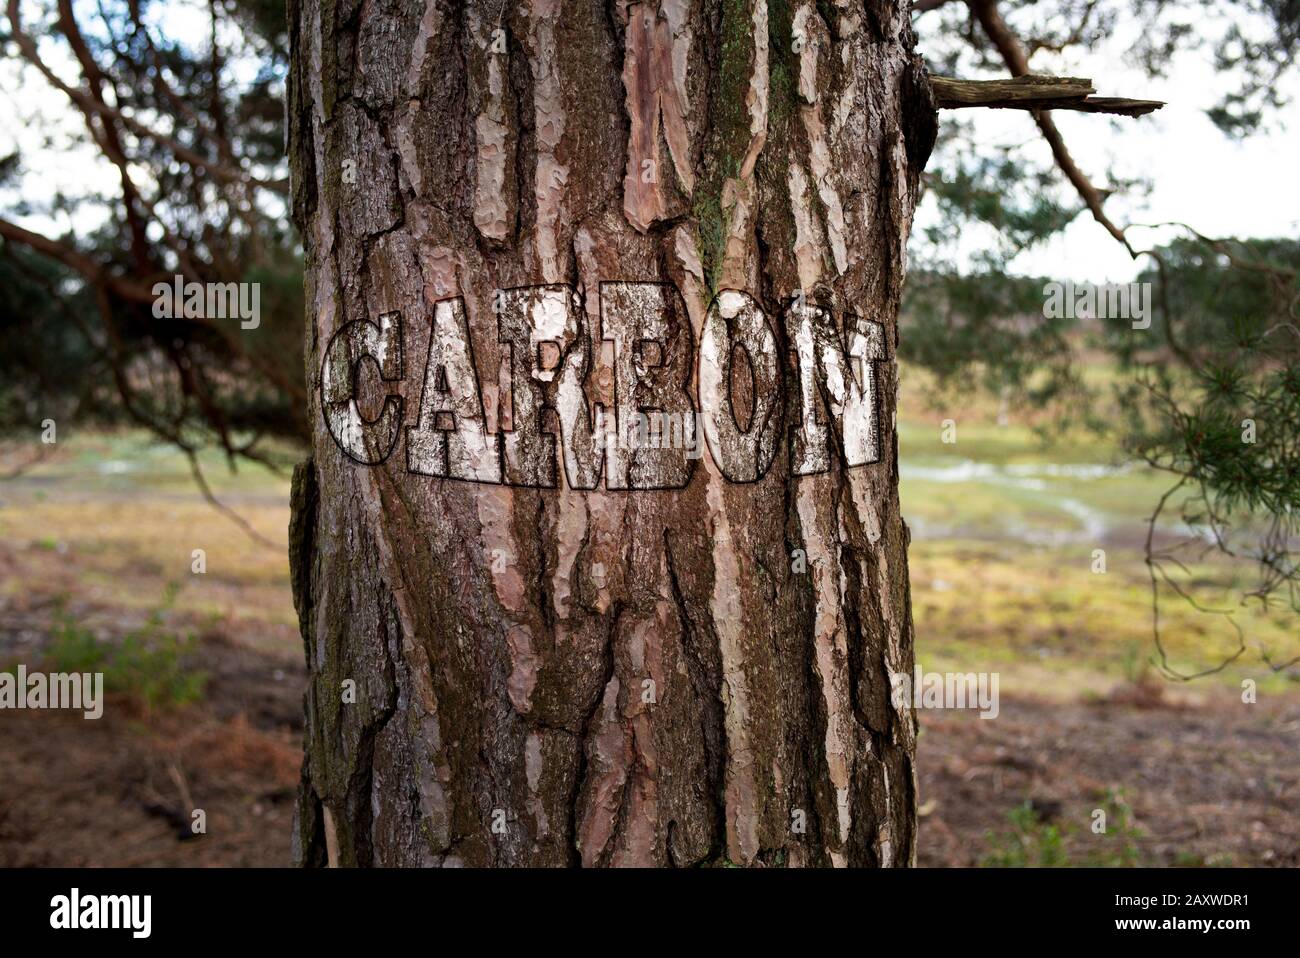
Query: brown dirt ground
0,626,302,868
0,531,1296,867
4,629,1297,866
916,695,1300,867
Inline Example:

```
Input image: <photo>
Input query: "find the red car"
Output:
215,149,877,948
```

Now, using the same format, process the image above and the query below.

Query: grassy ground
0,435,302,867
898,370,1299,699
896,368,1299,867
0,433,295,639
0,367,1296,866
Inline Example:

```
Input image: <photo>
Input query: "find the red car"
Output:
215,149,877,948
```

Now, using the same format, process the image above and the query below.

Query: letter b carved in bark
288,0,935,867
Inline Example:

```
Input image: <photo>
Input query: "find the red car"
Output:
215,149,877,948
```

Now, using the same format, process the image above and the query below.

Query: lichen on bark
289,0,935,868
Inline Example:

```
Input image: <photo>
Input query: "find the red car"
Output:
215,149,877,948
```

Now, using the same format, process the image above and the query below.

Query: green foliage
918,0,1300,140
0,246,111,433
0,0,304,460
1109,236,1300,672
1107,237,1300,360
981,791,1145,867
906,231,1300,674
1203,0,1300,136
901,269,1092,431
982,802,1070,867
907,2,1300,439
923,151,1079,264
39,585,207,713
1119,641,1148,686
1173,850,1237,868
1097,790,1145,868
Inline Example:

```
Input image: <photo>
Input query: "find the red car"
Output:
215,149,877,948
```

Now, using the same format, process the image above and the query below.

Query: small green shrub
981,790,1146,868
41,584,207,713
981,802,1069,867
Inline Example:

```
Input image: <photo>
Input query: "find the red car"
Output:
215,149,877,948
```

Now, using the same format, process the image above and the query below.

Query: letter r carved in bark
318,284,889,488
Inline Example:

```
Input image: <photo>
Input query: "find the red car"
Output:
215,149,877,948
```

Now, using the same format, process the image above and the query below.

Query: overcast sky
2,3,1297,284
913,7,1300,281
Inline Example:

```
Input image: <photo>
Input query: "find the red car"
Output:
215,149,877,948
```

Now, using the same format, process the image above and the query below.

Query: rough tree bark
287,0,936,867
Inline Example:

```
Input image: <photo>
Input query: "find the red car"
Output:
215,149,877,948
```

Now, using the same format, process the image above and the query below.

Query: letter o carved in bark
318,284,884,488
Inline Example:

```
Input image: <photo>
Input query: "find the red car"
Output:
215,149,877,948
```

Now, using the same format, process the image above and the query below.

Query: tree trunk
287,0,936,867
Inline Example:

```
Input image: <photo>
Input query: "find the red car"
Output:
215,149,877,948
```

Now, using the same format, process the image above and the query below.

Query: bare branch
7,0,287,195
184,450,283,552
0,216,157,303
912,0,961,12
0,444,53,480
968,0,1141,256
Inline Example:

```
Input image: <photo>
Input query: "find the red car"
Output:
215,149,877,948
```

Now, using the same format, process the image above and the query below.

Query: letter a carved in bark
288,0,936,867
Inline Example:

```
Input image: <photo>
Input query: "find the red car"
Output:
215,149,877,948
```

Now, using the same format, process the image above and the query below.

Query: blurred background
0,0,1297,867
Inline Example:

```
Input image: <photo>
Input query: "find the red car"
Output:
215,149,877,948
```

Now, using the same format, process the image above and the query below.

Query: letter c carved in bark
320,310,404,465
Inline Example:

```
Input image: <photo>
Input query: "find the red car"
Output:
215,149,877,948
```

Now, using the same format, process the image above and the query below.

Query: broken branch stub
931,75,1165,117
